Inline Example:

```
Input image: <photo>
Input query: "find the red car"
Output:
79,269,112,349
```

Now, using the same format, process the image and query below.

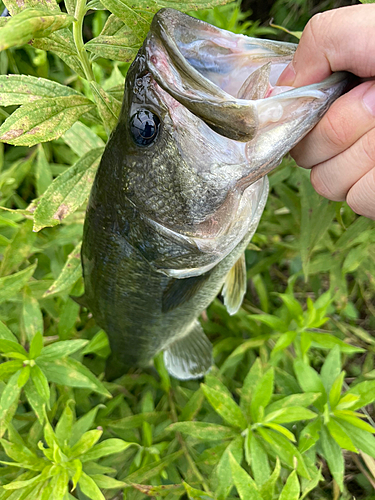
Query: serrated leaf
168,422,237,441
90,82,121,133
100,0,151,41
201,384,247,429
39,356,111,397
0,263,37,304
43,242,82,297
33,148,103,231
62,121,105,157
0,8,74,51
229,452,262,500
0,74,81,107
85,35,139,62
0,95,94,147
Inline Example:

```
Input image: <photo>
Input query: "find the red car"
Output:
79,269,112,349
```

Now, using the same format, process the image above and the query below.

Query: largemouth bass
81,9,347,380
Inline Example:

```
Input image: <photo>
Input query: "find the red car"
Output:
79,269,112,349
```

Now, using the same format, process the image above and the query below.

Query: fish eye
130,109,160,146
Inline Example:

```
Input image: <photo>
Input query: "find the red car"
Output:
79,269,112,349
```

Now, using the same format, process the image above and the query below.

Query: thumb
277,4,375,87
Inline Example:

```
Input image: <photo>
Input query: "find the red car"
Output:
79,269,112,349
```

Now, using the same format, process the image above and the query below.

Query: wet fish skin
81,9,348,379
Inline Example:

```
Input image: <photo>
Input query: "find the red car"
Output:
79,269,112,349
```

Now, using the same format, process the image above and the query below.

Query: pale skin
277,4,375,220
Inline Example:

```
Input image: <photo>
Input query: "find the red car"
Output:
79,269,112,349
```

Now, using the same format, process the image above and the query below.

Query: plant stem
73,0,94,82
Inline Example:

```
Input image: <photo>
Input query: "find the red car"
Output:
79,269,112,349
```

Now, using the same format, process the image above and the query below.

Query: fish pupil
130,109,160,146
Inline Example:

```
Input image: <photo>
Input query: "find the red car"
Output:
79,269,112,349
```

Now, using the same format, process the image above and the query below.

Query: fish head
104,9,347,276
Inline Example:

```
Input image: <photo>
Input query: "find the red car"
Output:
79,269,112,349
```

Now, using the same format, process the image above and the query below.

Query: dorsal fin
222,253,247,315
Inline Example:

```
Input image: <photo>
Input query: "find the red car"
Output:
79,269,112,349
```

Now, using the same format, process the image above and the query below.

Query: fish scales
81,9,348,379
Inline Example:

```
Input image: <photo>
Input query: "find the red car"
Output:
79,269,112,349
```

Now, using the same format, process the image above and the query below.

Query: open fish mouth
145,8,348,146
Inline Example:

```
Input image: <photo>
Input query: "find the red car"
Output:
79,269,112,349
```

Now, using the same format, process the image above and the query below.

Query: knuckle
310,167,344,201
361,131,375,166
346,169,375,218
323,108,353,150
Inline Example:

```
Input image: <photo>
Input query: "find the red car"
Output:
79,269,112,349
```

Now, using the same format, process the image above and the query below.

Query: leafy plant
0,0,374,498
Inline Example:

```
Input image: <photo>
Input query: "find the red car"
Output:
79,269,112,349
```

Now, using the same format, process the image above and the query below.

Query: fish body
81,9,347,379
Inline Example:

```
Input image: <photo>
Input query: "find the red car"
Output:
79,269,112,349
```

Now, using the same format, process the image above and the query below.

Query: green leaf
125,450,184,484
346,380,375,410
35,144,53,196
266,393,320,414
264,407,316,424
82,330,110,358
327,418,357,452
70,405,105,446
338,420,375,458
229,452,262,500
109,411,168,430
99,0,151,41
80,438,134,462
70,429,102,459
0,219,36,276
334,410,375,434
293,360,326,407
168,422,237,441
24,378,45,422
320,425,344,490
298,418,322,453
0,74,82,107
201,384,247,429
278,293,303,319
257,427,310,478
241,359,262,415
29,332,44,359
78,472,105,500
62,121,105,157
271,331,297,358
33,148,103,231
329,372,345,409
250,435,270,487
49,469,68,500
18,366,30,387
179,388,205,422
0,339,27,356
85,35,139,62
43,242,82,297
0,360,23,380
0,321,18,342
182,482,213,499
0,8,74,51
30,365,50,405
0,438,40,466
22,287,44,342
0,370,23,435
247,314,287,332
262,422,296,442
250,368,274,422
215,436,243,500
37,357,111,397
38,339,88,361
90,82,121,134
309,332,363,354
0,263,37,304
91,474,127,489
279,470,300,500
0,95,94,147
259,458,280,500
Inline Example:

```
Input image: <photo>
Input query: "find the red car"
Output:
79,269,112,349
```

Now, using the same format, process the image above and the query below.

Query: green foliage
0,0,374,498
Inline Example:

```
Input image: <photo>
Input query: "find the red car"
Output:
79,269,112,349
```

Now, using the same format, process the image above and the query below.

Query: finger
308,126,375,201
347,167,375,220
291,81,375,168
277,5,375,87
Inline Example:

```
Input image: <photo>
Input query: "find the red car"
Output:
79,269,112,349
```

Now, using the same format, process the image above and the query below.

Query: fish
80,8,347,380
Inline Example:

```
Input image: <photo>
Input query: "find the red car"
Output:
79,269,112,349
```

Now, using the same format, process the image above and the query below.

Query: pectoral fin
222,253,247,315
163,320,213,380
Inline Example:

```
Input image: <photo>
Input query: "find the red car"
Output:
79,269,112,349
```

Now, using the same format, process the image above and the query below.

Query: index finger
278,5,375,87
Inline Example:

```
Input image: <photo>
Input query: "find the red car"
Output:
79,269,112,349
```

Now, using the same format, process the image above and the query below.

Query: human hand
277,5,375,220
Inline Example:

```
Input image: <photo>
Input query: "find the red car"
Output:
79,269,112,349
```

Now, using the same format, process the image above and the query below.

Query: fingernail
277,62,296,86
363,83,375,116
